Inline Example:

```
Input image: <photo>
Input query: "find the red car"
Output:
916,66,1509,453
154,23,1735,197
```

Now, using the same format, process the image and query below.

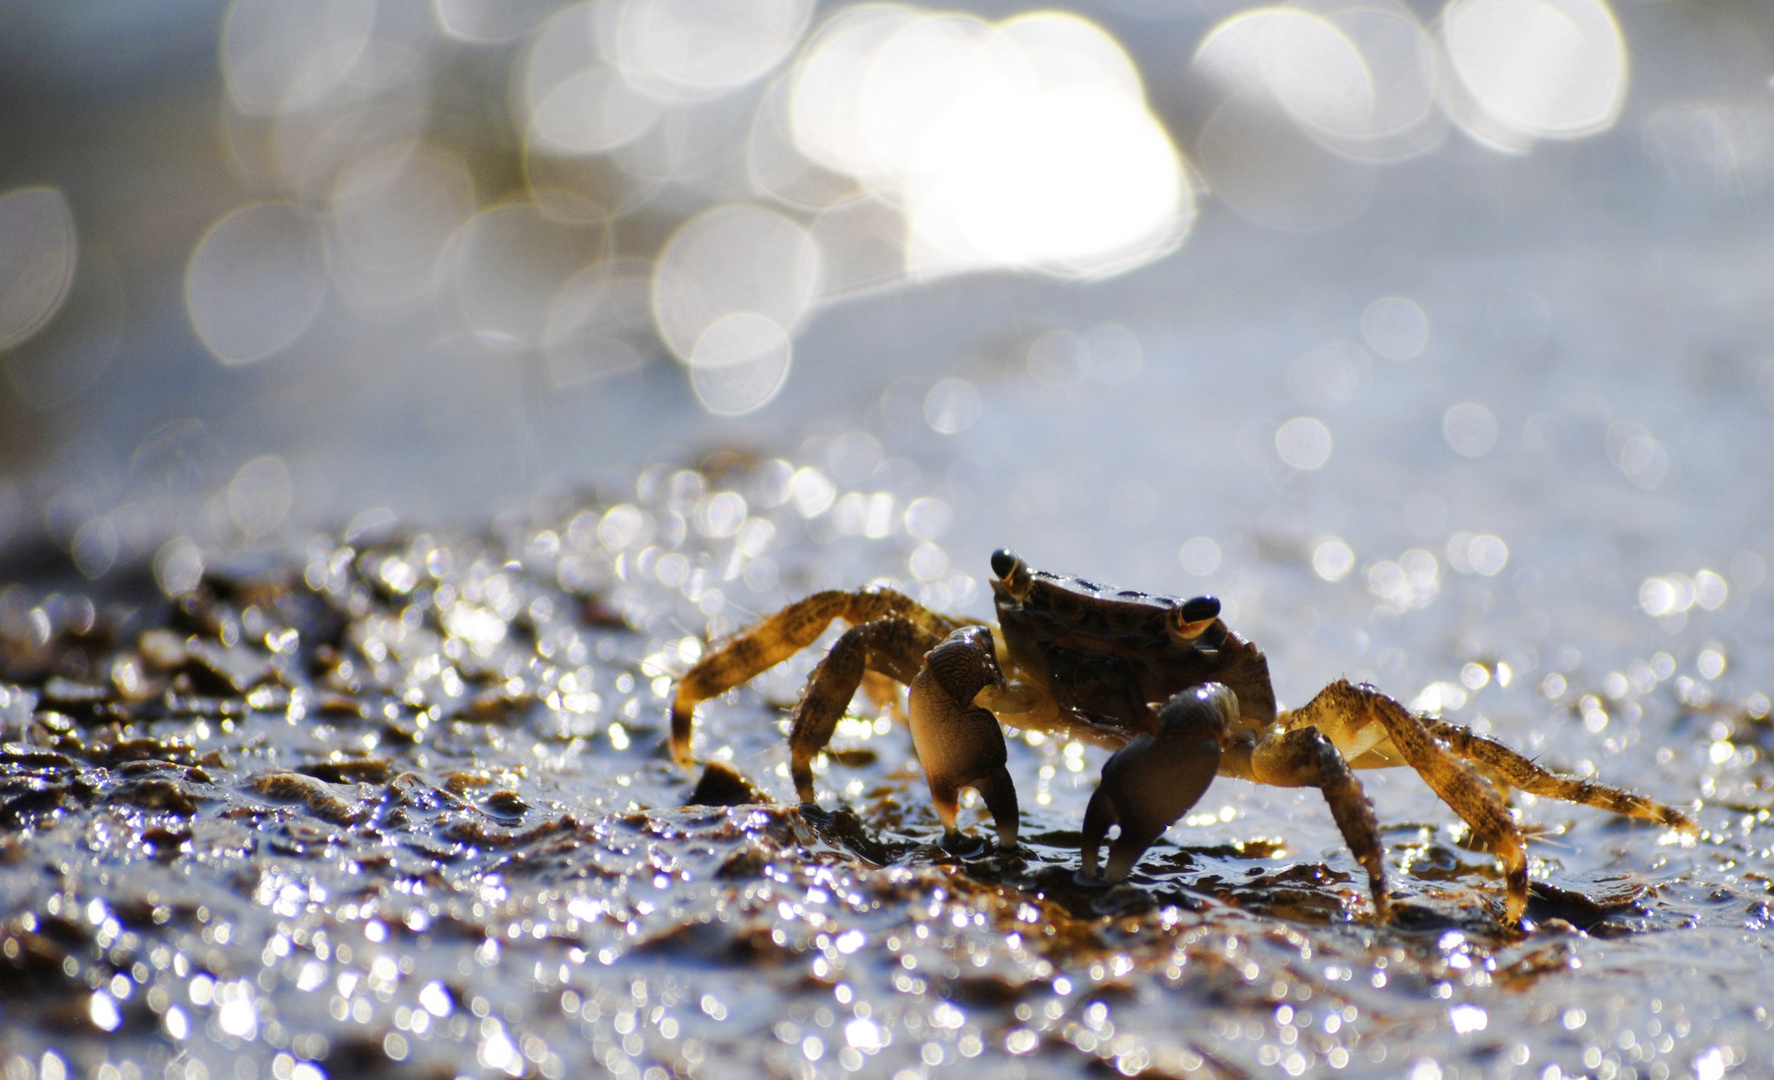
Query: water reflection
184,0,1198,386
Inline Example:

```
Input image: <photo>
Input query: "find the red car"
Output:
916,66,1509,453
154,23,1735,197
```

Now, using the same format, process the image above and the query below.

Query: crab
670,549,1695,923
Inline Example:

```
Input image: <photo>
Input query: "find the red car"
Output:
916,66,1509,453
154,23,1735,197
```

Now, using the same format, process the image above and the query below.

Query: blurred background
1,0,1772,708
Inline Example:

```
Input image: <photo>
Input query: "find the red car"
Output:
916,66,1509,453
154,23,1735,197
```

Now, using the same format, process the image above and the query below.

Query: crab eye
990,549,1020,578
991,548,1033,599
1167,596,1221,642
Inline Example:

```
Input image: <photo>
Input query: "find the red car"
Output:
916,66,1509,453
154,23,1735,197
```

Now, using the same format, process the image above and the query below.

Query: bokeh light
1289,341,1368,406
923,378,981,434
1440,0,1627,151
0,187,78,351
688,312,794,415
1442,402,1498,458
227,455,295,539
435,0,559,44
1188,4,1413,230
448,204,607,348
1276,416,1334,469
186,202,328,366
150,0,1644,420
522,4,669,156
2,248,124,409
325,144,476,318
543,258,657,388
651,203,820,364
609,0,814,102
789,7,1189,279
1360,296,1428,360
221,0,380,117
1179,536,1222,576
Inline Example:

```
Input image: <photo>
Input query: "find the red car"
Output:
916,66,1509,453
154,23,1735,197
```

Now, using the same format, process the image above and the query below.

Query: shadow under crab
672,548,1695,926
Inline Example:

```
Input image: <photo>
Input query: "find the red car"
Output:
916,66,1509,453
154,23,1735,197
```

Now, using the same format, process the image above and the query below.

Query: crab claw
1081,682,1237,882
909,626,1019,847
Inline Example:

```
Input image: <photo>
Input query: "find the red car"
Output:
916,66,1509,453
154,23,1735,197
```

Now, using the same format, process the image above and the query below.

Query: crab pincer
908,625,1020,848
1081,682,1237,883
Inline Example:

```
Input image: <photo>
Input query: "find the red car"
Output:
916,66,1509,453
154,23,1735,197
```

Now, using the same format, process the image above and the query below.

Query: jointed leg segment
787,618,945,801
1245,725,1390,919
1287,681,1527,921
1081,790,1168,883
1422,718,1696,831
670,588,968,766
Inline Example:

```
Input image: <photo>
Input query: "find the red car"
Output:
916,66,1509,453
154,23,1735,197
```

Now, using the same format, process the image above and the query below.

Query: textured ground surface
1,449,1770,1080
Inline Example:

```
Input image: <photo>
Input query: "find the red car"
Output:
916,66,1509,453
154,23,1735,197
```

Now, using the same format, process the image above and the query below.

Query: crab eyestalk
990,548,1034,601
1164,595,1223,645
1081,682,1236,882
908,625,1020,847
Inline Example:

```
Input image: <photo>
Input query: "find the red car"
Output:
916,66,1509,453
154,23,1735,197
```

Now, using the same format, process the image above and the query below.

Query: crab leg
785,618,945,801
1421,719,1695,831
1286,681,1528,924
1223,724,1390,919
909,626,1019,846
669,588,966,765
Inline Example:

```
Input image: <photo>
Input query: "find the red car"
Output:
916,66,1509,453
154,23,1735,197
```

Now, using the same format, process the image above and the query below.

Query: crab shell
988,549,1277,740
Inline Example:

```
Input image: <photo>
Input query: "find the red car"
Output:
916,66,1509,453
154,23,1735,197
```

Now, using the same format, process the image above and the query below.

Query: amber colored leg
1423,718,1695,832
1249,725,1390,920
787,618,946,801
860,670,905,722
668,588,965,765
1288,681,1526,924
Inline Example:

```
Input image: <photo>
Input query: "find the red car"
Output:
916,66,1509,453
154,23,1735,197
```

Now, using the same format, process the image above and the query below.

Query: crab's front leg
1081,684,1234,882
909,626,1019,847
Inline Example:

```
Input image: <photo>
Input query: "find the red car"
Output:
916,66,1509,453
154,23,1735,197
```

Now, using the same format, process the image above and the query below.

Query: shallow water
1,435,1771,1080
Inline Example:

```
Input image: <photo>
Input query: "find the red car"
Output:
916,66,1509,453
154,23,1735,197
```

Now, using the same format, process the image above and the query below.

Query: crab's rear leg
1422,719,1696,832
669,588,964,765
1287,681,1528,924
909,626,1019,846
787,618,946,801
1225,724,1390,919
